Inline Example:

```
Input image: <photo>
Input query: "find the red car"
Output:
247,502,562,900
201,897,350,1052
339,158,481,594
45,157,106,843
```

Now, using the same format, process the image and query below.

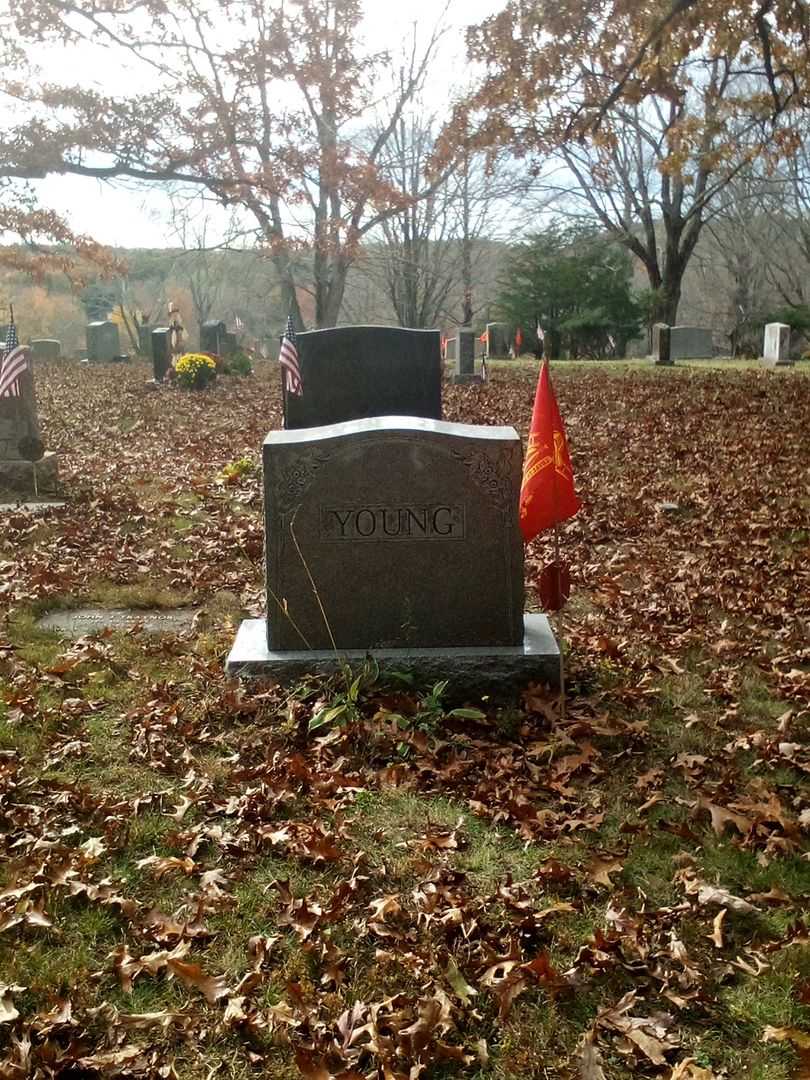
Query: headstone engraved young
486,322,510,359
151,328,171,381
652,323,672,366
670,326,713,359
0,353,58,493
762,322,792,366
283,326,442,430
30,339,61,362
226,415,559,687
86,321,120,363
452,328,482,385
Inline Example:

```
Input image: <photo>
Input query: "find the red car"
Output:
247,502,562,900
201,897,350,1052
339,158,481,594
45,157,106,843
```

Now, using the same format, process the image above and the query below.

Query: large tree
0,0,447,328
437,1,806,326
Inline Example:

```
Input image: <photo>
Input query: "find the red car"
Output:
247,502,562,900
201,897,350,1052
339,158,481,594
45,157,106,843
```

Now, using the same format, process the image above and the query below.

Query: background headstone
283,326,442,430
486,322,510,358
137,323,154,360
151,327,171,381
452,328,482,385
86,321,120,363
652,323,672,366
670,326,714,359
762,322,792,366
200,319,227,355
30,339,61,362
0,354,58,493
263,415,523,651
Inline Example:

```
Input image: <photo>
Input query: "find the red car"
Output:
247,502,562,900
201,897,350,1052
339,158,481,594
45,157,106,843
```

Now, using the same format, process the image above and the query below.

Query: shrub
224,349,253,376
175,352,217,389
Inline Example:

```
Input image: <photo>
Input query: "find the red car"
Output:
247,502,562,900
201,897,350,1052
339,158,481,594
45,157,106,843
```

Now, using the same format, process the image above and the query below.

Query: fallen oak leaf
696,885,758,915
166,958,230,1006
762,1025,810,1050
586,854,624,889
577,1027,608,1079
696,798,752,838
669,1060,718,1078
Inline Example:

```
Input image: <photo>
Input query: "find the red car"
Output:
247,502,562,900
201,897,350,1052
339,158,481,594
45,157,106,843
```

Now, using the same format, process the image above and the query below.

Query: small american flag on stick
0,322,30,399
279,314,302,396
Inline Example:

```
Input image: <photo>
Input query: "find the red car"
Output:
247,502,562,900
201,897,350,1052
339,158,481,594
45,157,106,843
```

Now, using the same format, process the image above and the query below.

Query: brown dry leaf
696,885,757,915
586,854,624,889
762,1026,810,1050
697,798,752,837
368,894,401,922
710,909,726,948
166,958,230,1005
136,854,196,878
669,1060,717,1079
0,984,21,1024
597,990,680,1065
577,1028,608,1079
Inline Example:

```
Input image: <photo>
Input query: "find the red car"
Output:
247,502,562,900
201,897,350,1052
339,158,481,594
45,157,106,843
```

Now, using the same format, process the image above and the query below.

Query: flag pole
553,520,566,721
548,354,566,721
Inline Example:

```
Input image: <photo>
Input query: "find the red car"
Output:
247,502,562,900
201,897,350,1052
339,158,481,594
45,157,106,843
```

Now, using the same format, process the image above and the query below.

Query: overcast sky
25,0,505,249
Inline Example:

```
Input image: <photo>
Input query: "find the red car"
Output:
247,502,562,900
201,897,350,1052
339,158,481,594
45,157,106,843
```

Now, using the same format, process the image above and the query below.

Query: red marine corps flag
520,360,580,542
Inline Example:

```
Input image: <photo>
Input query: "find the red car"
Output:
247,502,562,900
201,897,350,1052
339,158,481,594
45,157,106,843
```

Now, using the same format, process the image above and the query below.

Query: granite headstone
283,326,442,429
652,323,672,366
0,351,58,493
762,322,792,366
452,328,481,385
151,327,171,381
670,326,713,359
226,414,559,687
200,319,227,355
137,323,154,360
30,339,61,362
485,322,510,358
86,321,120,363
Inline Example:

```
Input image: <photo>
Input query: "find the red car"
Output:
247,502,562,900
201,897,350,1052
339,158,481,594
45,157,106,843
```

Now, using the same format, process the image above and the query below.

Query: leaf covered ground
1,359,809,1080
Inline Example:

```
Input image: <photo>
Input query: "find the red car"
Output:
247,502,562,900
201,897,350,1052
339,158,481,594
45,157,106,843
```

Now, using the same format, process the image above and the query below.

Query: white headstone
762,322,792,366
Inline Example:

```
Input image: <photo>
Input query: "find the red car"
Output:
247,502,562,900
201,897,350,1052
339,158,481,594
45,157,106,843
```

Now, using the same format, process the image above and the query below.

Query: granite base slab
760,357,794,367
225,613,560,691
0,452,58,494
451,373,484,385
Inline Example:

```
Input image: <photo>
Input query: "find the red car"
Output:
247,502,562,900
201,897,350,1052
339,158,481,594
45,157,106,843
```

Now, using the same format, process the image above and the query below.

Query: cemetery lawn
1,359,809,1080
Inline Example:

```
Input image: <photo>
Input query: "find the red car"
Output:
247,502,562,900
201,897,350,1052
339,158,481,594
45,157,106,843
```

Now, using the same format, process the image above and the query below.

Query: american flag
0,323,29,398
279,315,302,396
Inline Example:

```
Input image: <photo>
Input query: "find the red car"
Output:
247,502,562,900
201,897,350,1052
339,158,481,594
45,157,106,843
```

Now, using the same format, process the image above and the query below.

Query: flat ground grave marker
283,326,442,429
38,607,198,637
226,415,559,689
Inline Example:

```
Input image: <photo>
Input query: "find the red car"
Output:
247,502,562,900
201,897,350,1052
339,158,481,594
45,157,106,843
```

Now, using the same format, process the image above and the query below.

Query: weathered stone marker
0,354,58,493
30,339,61,362
226,415,558,687
652,323,672,366
452,328,481,385
86,321,121,363
283,326,442,429
762,322,792,367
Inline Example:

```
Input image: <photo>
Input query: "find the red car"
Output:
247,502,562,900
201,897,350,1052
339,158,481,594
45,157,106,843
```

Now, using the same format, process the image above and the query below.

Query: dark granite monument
282,326,442,429
86,321,120,363
0,352,58,493
151,327,171,381
452,328,482,385
652,323,672,366
30,339,61,362
226,415,558,687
